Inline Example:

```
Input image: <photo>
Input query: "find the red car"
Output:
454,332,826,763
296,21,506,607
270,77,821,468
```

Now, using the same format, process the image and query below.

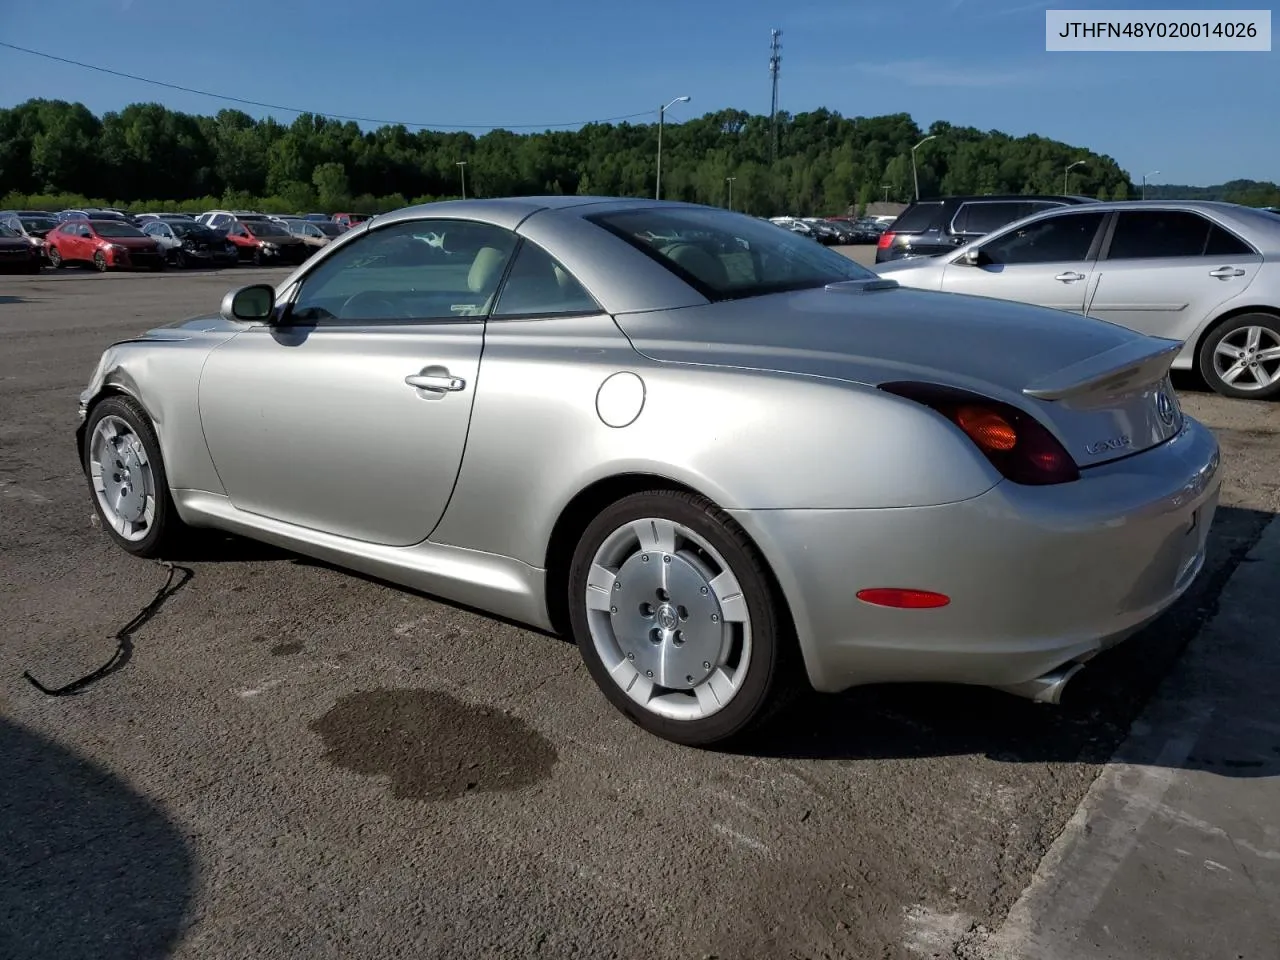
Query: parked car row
768,216,889,245
0,207,375,273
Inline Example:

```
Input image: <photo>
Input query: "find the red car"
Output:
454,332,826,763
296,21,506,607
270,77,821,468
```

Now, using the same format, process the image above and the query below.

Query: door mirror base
220,284,276,323
960,248,985,266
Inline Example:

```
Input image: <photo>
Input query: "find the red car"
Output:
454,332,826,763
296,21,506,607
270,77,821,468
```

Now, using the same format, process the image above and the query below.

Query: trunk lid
614,282,1186,468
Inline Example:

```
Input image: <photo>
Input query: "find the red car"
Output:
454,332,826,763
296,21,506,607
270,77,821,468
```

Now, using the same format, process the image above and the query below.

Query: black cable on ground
23,559,193,696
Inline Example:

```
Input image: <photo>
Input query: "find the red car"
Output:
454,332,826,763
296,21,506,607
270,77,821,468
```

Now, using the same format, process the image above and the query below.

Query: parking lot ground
1,269,1277,960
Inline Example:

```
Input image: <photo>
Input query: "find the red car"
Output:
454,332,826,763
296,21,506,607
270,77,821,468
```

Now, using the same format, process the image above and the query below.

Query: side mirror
960,248,985,266
220,284,276,323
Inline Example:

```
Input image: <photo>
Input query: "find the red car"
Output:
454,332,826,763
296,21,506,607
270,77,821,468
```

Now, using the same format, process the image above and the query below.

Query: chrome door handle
405,373,465,392
1209,266,1246,279
1055,271,1086,282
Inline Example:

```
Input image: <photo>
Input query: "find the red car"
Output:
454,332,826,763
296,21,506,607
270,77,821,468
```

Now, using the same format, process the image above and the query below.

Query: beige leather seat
662,243,729,289
467,246,509,312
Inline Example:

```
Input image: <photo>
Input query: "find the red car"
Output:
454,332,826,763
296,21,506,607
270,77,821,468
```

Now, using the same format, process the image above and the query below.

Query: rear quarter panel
429,313,1000,567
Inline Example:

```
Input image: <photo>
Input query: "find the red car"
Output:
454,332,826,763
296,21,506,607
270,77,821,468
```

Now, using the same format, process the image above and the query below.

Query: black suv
875,195,1097,263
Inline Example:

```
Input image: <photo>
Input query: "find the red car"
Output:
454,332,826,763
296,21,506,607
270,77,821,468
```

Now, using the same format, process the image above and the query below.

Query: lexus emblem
1156,391,1176,426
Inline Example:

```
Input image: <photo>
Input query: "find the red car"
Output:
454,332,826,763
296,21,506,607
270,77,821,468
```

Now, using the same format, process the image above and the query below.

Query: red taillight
880,381,1080,485
857,588,951,609
877,231,895,249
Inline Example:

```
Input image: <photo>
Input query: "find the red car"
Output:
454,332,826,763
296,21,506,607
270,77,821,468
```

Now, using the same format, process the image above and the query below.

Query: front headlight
261,242,278,252
106,243,127,253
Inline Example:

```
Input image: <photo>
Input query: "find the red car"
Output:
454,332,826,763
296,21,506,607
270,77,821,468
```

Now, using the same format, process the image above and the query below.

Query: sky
1,0,1276,185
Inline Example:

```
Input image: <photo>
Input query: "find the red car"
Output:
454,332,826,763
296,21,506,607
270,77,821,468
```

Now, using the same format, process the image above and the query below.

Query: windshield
93,222,145,237
0,224,18,238
588,207,874,301
20,216,56,232
317,222,343,236
247,221,290,237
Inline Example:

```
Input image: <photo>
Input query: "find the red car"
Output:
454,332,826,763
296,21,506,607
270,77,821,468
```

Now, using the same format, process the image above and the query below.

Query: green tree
312,162,349,208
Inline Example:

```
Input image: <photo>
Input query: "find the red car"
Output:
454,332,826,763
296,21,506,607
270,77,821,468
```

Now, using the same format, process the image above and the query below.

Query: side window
1204,224,1254,257
492,241,601,318
963,202,1028,236
978,211,1106,265
1107,211,1236,260
949,205,970,235
289,219,518,325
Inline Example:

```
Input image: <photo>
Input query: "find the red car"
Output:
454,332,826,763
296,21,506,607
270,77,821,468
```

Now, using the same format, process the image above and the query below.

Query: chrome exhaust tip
995,662,1085,705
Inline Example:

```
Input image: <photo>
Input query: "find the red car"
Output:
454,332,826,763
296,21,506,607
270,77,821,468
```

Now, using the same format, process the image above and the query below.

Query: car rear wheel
568,490,795,746
1198,313,1280,400
83,395,188,558
93,251,108,272
48,247,64,269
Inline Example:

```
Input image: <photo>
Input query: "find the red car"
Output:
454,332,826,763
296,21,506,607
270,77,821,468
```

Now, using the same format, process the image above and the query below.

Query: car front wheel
93,251,108,272
568,489,795,746
1199,312,1280,400
83,395,188,558
48,247,64,269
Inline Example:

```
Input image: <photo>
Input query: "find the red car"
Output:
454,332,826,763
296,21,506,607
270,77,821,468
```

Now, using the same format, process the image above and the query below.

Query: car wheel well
1192,305,1280,359
76,386,135,469
542,475,797,650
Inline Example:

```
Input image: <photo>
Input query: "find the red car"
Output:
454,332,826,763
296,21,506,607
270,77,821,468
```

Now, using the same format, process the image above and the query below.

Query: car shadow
0,718,196,960
735,504,1278,777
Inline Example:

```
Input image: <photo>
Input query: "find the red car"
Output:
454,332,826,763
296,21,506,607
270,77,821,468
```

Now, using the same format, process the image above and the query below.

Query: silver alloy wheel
1213,324,1280,392
88,415,156,542
584,517,752,721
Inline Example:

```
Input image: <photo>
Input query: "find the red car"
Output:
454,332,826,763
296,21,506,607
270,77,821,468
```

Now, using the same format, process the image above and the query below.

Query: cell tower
769,28,782,161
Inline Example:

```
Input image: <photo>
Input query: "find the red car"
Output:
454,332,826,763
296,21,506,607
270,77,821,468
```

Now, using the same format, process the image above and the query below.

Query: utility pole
1142,170,1160,200
725,176,737,210
769,29,782,162
456,161,467,200
882,184,891,203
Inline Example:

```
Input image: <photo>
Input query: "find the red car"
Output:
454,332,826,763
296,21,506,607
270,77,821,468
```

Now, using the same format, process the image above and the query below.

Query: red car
332,212,372,231
46,220,165,272
224,218,311,266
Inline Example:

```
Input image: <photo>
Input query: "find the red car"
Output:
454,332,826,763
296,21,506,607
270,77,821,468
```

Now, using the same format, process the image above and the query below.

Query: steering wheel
340,289,408,320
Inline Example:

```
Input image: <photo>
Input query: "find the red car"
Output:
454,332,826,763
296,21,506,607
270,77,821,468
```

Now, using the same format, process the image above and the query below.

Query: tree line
2,97,1268,217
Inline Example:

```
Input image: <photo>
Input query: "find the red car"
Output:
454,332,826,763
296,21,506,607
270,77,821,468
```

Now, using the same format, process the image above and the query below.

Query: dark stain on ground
310,689,557,801
270,641,303,657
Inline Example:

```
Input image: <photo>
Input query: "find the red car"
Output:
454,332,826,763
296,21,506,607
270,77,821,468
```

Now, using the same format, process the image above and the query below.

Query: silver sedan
874,199,1280,399
76,197,1221,745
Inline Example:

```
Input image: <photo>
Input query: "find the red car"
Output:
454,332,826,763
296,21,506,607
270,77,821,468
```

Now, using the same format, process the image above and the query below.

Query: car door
1085,209,1263,341
67,224,90,260
939,209,1108,313
197,217,518,547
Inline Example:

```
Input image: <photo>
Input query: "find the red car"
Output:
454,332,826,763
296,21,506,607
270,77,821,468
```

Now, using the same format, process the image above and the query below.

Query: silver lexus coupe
77,197,1221,745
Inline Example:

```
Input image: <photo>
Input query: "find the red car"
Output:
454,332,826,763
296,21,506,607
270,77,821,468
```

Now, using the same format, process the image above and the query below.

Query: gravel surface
1,267,1275,960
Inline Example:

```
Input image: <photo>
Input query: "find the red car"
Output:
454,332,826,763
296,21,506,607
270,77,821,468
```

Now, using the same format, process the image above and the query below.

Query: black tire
174,249,189,269
82,395,189,558
93,251,108,272
26,260,42,275
252,248,263,267
1197,312,1280,400
568,489,797,746
49,247,64,269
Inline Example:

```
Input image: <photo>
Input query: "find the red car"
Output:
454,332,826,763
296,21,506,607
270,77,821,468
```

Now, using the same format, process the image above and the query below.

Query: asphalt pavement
1,265,1276,960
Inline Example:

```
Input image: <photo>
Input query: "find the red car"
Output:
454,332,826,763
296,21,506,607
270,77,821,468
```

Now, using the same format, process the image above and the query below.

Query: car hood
253,233,304,244
102,236,157,249
0,237,32,250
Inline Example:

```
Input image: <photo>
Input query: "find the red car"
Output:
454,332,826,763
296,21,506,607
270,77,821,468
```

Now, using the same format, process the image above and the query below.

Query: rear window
587,206,873,302
886,202,942,233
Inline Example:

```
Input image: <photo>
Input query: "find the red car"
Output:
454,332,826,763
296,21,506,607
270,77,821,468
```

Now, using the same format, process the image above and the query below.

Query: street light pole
1142,169,1160,200
911,135,937,201
456,161,467,200
882,184,891,203
656,95,690,200
725,176,737,210
1064,159,1086,194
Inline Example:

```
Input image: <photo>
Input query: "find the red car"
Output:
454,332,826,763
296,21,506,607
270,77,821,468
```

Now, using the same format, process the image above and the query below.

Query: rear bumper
730,418,1222,693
